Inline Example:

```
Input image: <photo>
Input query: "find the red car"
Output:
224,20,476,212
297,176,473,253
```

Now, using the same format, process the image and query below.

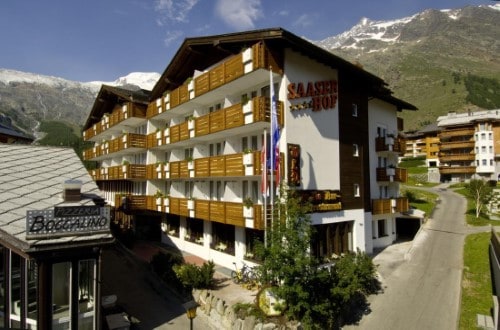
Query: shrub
173,260,215,289
150,252,184,292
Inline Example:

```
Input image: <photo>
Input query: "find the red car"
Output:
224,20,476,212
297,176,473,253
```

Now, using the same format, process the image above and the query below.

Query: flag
261,141,267,195
270,70,281,188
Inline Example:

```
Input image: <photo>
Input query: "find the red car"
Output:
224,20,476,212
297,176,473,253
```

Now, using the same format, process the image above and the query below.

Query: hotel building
438,110,500,182
82,28,416,269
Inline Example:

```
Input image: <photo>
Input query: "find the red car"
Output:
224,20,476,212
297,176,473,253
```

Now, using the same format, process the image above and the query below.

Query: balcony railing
438,127,475,140
114,194,265,230
376,167,408,183
438,140,474,150
82,133,147,161
372,197,409,215
90,164,147,181
146,42,281,119
147,96,283,149
439,153,475,162
439,166,476,174
375,136,404,154
83,102,147,141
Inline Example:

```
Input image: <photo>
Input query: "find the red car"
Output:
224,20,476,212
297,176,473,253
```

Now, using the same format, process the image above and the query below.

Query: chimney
63,180,82,202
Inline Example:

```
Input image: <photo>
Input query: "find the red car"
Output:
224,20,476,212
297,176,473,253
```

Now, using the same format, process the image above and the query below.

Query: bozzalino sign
26,206,110,239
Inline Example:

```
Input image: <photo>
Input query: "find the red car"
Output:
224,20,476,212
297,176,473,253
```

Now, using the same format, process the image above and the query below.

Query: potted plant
187,115,195,130
243,197,254,218
186,156,194,170
154,190,165,205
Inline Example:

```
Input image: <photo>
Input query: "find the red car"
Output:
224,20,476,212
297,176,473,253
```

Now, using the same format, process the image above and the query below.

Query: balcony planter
188,117,195,130
244,113,254,124
243,197,254,218
187,160,194,170
156,163,163,172
156,130,162,139
164,127,169,137
386,167,396,176
156,198,162,206
243,151,254,165
385,136,395,146
163,198,169,206
187,199,195,210
245,218,255,228
188,80,195,99
242,100,252,114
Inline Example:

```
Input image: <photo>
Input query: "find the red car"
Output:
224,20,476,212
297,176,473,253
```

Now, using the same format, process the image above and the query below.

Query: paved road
345,185,468,330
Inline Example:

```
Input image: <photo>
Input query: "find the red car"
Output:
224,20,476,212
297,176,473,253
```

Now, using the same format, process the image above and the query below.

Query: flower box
386,167,396,176
188,161,194,170
243,206,254,218
243,153,253,165
187,199,195,210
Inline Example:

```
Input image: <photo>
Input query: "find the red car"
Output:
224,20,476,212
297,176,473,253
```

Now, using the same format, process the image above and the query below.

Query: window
352,104,358,117
354,184,360,197
209,142,224,156
481,133,486,140
353,144,359,157
482,159,487,166
490,133,493,140
185,148,194,160
378,219,387,237
482,146,486,153
210,181,224,200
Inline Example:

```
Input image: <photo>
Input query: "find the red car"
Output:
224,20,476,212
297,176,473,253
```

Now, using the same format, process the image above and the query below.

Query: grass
453,186,500,227
459,232,492,330
401,187,438,216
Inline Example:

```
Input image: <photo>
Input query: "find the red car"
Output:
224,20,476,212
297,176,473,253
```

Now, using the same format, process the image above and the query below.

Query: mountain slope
0,70,159,137
317,4,500,130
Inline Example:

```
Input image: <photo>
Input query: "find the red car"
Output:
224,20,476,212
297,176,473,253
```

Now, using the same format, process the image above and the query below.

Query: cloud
155,0,199,24
163,30,184,46
293,14,314,28
278,10,289,17
215,0,263,30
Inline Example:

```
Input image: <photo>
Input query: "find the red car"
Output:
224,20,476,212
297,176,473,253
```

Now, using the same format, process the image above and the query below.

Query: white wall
282,49,340,190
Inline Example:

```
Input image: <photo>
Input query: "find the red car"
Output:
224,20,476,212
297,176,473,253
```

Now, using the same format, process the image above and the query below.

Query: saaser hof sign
26,206,110,239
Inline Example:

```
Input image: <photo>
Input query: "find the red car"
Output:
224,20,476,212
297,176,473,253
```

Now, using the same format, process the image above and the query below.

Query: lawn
453,186,500,226
459,232,493,330
401,187,438,216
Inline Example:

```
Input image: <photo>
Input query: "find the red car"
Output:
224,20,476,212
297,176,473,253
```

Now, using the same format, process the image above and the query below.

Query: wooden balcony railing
147,42,282,118
372,197,409,215
114,194,265,230
82,133,147,161
146,96,283,150
375,136,404,153
439,140,475,150
438,127,475,139
439,166,476,174
83,102,147,141
439,153,475,162
90,164,147,181
376,167,408,183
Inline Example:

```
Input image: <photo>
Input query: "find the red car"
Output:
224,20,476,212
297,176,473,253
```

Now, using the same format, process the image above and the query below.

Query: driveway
345,184,468,329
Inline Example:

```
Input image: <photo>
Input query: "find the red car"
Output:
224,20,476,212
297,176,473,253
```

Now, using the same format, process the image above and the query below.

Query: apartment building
82,28,416,268
437,110,500,182
403,123,440,166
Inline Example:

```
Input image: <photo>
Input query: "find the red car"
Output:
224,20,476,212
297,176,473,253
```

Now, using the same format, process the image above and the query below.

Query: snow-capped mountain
316,3,500,52
0,69,160,92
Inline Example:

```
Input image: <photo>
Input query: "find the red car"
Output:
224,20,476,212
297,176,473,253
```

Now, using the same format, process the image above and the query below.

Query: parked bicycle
231,262,256,285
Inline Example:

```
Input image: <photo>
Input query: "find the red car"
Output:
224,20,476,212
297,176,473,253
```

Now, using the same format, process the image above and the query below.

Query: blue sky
0,0,495,82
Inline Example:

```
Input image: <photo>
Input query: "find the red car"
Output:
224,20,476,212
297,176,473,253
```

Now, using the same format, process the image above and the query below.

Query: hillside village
0,4,500,330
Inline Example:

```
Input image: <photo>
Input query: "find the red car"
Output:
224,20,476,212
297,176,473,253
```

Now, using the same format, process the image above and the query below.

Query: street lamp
182,300,199,330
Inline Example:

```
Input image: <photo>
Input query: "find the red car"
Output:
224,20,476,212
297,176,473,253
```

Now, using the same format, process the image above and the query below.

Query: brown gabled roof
83,85,151,130
150,27,417,111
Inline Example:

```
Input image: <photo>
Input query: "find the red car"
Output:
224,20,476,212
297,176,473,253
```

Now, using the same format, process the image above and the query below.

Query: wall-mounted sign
287,143,301,187
26,206,110,239
287,80,338,112
297,189,342,212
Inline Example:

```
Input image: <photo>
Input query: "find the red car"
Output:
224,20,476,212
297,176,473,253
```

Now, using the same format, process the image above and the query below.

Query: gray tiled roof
0,144,113,253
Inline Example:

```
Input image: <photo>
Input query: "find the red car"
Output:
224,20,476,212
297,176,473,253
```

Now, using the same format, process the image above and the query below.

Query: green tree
254,188,378,329
466,179,492,219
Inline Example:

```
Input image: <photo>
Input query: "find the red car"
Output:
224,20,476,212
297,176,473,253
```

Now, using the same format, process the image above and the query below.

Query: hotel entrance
311,221,353,261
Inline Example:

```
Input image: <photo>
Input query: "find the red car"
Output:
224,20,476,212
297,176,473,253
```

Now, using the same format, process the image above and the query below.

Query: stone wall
192,289,302,330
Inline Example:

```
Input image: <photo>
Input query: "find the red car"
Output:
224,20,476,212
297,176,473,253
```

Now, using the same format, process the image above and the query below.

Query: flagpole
269,67,275,231
263,128,268,247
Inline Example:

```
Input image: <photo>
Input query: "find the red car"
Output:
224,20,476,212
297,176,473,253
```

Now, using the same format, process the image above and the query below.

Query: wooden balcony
114,194,265,229
439,166,476,174
82,133,147,161
147,42,282,119
376,167,408,183
439,153,475,162
375,136,404,154
438,127,475,140
83,102,147,141
147,96,283,150
372,197,409,215
439,140,474,150
90,164,147,181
